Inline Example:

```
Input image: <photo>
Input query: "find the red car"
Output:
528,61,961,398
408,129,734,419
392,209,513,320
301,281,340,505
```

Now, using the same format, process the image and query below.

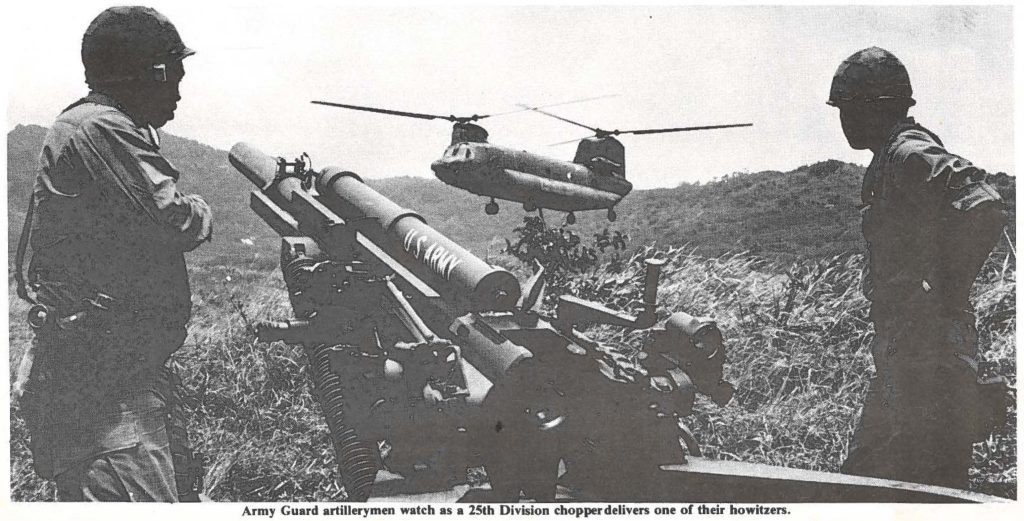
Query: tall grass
8,249,1016,500
567,247,1015,498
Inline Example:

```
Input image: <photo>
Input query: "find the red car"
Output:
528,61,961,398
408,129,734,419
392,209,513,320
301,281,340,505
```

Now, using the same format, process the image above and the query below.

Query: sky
4,2,1016,189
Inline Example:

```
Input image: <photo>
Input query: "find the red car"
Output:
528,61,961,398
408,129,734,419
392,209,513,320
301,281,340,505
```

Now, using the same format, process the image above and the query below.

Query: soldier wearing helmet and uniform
13,6,211,501
827,47,1008,489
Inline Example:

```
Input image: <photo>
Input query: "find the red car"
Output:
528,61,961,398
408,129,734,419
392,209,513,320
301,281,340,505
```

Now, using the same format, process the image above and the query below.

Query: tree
503,216,629,295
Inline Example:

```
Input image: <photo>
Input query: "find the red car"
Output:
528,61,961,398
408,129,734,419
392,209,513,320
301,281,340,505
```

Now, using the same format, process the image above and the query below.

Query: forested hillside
8,124,1015,265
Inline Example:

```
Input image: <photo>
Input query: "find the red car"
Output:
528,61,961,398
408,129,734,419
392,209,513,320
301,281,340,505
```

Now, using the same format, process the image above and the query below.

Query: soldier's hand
12,346,36,407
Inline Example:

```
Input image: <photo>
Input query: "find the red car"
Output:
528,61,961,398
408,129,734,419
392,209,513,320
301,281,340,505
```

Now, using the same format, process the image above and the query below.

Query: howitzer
231,143,1003,503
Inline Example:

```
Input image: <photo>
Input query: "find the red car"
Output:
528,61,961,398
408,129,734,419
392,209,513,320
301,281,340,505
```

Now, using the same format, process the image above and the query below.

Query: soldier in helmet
13,6,211,501
827,47,1008,489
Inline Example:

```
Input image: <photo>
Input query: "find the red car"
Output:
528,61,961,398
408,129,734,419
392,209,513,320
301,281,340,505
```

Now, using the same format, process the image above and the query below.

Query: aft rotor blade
516,104,600,132
617,123,754,136
490,94,618,117
311,100,455,122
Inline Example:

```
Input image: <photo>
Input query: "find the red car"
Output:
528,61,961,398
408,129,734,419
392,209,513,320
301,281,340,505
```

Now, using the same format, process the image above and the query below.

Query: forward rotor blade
617,123,753,136
311,100,455,122
490,94,618,117
516,104,599,132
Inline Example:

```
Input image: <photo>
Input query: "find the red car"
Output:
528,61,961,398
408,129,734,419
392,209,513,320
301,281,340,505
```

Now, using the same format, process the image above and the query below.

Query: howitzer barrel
315,167,520,311
229,142,521,311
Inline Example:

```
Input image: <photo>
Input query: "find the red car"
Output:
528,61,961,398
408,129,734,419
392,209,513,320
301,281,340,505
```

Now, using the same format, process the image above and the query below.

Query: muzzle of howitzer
229,142,278,189
229,142,521,312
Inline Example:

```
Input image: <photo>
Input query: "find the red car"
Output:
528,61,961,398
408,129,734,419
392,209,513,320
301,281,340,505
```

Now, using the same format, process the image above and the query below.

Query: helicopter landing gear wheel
485,199,499,215
523,202,537,212
607,208,617,222
566,212,577,225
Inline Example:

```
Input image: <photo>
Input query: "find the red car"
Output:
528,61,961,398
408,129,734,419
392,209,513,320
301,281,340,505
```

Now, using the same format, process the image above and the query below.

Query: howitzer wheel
565,212,576,225
607,208,617,222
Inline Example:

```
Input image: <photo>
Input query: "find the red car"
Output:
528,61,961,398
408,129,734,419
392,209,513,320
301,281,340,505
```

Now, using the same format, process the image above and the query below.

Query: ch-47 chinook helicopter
311,99,752,224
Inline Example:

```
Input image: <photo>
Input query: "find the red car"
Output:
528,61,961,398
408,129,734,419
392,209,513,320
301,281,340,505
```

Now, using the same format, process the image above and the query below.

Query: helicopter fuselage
312,99,750,221
431,141,632,212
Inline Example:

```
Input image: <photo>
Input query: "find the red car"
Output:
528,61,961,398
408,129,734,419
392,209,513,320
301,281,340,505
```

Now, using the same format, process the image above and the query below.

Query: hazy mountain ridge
8,124,1015,264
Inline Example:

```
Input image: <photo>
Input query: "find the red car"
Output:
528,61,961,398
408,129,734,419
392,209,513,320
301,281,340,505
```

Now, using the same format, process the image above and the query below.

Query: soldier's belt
28,303,77,330
27,292,122,330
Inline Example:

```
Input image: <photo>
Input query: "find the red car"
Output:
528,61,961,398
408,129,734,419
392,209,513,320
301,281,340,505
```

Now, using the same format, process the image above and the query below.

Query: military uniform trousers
841,309,981,489
18,324,201,502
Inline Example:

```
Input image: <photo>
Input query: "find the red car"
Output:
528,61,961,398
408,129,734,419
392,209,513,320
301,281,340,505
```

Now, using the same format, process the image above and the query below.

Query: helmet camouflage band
82,6,195,87
827,47,915,107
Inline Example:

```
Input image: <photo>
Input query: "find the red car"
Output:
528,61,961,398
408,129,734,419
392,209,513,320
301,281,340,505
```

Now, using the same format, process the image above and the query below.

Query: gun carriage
229,143,1000,503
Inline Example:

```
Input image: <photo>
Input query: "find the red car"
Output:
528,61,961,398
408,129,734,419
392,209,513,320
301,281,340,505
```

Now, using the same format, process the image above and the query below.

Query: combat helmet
82,6,195,87
827,47,915,107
